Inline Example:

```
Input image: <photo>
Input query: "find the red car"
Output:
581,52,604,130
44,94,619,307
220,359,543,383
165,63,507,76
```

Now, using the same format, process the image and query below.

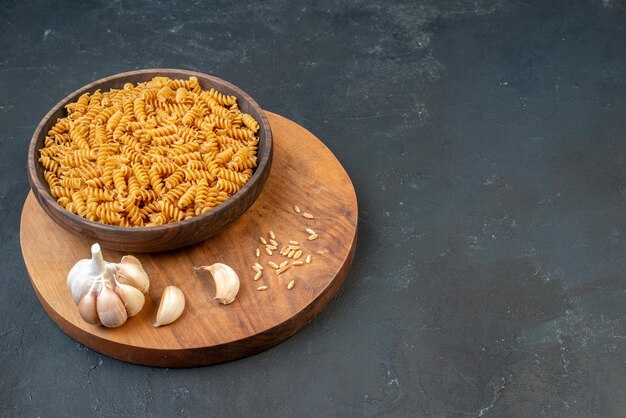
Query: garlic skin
96,284,128,328
67,244,115,304
67,259,91,301
78,284,101,325
67,243,150,327
114,255,150,294
154,286,185,327
114,283,145,317
195,263,240,305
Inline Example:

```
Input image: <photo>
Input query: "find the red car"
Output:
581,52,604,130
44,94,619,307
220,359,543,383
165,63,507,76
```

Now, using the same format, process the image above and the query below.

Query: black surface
2,0,625,416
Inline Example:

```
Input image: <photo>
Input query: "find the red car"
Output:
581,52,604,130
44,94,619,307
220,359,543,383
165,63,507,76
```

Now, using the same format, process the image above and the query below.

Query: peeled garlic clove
115,256,150,294
96,285,128,328
78,290,100,325
153,286,185,327
195,263,240,305
114,282,145,317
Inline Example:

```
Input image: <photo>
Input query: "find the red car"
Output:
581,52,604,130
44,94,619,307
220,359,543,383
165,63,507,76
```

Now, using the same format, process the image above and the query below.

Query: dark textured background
2,0,626,416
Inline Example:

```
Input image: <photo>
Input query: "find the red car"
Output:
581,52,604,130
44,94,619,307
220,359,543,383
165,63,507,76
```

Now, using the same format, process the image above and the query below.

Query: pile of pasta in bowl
38,76,260,227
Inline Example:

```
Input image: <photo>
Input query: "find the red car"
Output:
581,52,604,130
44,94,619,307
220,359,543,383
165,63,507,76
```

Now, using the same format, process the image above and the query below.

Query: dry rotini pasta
39,76,260,226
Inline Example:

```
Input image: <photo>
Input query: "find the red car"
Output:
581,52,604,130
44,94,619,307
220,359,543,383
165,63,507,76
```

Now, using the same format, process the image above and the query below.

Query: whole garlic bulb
66,243,150,328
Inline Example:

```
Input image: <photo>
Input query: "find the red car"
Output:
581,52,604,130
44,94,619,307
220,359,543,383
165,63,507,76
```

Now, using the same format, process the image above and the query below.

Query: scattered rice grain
255,248,260,257
303,212,314,219
308,234,318,241
289,240,299,245
287,249,295,259
254,271,262,281
265,248,273,256
269,239,278,247
293,250,303,259
266,245,277,251
269,231,276,240
287,280,295,290
305,228,315,235
254,262,263,270
276,265,291,275
306,255,312,264
279,260,288,268
257,285,268,291
268,261,279,269
294,205,301,213
292,261,304,266
260,237,267,245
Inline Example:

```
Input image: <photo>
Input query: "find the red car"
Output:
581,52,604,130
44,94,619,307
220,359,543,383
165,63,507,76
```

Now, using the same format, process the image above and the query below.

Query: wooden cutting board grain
20,111,358,367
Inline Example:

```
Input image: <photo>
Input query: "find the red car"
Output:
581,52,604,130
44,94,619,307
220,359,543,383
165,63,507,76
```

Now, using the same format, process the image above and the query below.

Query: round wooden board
20,112,358,367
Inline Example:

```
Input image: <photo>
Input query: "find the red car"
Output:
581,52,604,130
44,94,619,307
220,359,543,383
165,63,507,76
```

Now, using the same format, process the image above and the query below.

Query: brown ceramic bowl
27,69,272,252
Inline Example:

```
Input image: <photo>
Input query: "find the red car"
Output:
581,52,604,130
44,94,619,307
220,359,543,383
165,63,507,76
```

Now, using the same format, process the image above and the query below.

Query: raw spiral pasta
39,76,260,226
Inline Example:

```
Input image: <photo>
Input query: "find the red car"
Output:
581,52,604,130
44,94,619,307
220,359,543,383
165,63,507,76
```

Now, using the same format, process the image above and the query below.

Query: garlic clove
67,259,90,288
153,286,185,327
96,284,128,328
69,267,96,305
78,290,100,325
114,282,145,317
195,263,240,305
121,255,142,265
115,256,150,294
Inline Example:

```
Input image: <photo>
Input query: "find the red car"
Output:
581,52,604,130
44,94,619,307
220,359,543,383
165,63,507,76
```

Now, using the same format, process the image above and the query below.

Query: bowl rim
27,68,272,233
